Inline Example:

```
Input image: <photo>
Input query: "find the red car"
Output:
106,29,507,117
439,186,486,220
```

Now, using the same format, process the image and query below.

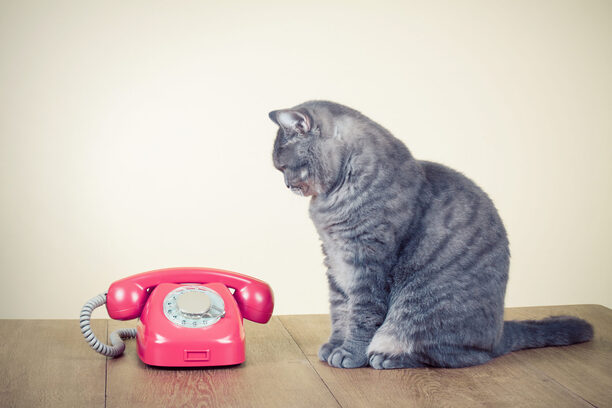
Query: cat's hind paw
327,347,368,368
368,352,423,369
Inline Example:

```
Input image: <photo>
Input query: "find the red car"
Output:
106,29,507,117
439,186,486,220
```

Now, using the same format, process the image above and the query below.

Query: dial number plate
163,286,225,328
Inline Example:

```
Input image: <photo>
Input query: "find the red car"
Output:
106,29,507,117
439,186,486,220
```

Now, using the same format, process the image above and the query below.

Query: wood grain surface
280,304,612,408
0,319,107,408
504,305,612,407
0,305,610,408
106,317,339,408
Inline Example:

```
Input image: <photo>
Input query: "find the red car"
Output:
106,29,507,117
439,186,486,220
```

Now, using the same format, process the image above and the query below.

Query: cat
269,100,594,369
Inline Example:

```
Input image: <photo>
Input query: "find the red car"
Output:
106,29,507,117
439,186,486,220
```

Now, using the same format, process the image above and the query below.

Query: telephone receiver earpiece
106,267,274,323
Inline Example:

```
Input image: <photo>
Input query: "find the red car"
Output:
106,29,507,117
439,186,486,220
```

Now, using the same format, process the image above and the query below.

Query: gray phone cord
80,293,137,357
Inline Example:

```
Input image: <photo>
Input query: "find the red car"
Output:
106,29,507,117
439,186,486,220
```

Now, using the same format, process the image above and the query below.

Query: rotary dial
163,286,225,328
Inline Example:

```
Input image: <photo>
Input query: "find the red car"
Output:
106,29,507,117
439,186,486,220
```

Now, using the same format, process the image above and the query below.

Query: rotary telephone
80,267,274,367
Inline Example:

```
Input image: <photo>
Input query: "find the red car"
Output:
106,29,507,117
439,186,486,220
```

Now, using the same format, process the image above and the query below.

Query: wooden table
1,305,610,407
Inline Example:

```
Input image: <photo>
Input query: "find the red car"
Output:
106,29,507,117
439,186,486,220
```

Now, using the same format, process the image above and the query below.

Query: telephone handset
80,267,274,367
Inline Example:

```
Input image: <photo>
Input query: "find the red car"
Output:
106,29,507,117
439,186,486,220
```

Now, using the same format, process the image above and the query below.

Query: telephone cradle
80,267,274,367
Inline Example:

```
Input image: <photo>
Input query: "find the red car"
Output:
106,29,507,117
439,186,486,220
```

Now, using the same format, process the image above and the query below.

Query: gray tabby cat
269,101,593,369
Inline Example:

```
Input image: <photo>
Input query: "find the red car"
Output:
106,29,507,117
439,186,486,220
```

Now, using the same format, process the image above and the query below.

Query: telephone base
136,282,246,367
136,334,246,367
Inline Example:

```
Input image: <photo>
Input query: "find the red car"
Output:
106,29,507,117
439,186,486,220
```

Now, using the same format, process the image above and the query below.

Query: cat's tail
493,316,593,356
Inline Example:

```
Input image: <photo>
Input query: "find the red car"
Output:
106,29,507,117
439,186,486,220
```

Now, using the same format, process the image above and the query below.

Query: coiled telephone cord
80,293,137,357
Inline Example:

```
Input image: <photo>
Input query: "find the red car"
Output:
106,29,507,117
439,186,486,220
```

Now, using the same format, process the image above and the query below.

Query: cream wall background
0,1,610,319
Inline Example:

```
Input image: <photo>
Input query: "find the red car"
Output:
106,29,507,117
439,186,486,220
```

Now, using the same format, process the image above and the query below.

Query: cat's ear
268,109,311,135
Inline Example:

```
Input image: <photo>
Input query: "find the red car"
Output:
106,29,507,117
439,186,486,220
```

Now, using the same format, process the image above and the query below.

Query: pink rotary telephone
80,267,274,367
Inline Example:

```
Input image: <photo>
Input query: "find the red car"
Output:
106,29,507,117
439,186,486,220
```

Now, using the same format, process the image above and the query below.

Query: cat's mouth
282,168,314,197
288,182,312,197
290,186,305,196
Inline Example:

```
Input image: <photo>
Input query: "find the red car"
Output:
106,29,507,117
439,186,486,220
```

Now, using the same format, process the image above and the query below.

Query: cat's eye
280,133,298,146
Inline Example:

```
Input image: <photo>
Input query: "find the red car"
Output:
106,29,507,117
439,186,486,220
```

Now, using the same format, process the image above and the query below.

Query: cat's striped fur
269,101,593,369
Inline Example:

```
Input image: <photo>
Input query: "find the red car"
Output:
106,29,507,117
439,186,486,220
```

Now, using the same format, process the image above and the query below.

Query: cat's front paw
318,342,340,362
327,346,368,368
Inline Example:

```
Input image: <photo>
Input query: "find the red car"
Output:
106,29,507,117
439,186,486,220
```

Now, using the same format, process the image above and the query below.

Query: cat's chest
321,233,357,294
311,202,361,293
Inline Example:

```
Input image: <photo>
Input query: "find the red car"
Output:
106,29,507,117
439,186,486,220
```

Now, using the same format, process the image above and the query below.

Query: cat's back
418,160,480,196
404,160,509,273
418,160,500,217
